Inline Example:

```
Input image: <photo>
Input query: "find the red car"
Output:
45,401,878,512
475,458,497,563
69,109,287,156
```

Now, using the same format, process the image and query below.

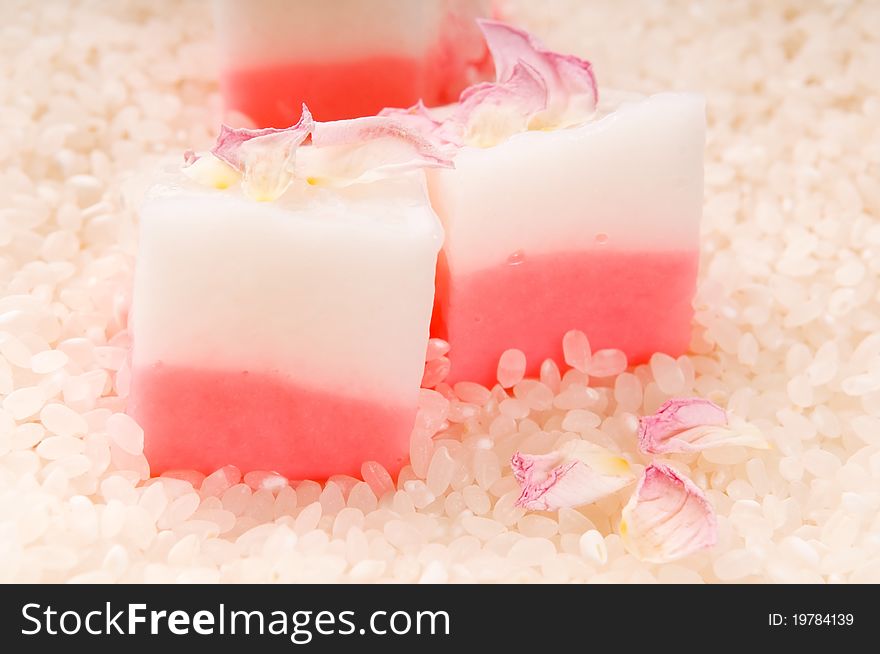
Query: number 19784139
769,613,854,627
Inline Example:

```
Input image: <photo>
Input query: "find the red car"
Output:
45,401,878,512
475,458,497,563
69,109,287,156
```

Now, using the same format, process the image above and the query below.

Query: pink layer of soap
128,364,415,480
221,29,492,126
221,56,427,125
433,249,699,385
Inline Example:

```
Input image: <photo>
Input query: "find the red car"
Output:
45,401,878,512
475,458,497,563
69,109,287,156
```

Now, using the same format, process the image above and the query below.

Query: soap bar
214,0,492,126
128,117,445,479
428,92,705,384
394,21,706,385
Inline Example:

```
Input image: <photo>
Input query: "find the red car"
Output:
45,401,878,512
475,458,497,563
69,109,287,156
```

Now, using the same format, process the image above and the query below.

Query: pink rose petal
511,441,634,511
310,115,449,162
455,61,547,147
180,152,240,189
211,104,314,171
620,463,717,563
377,20,598,148
379,101,462,148
638,397,768,454
301,115,453,187
477,19,597,127
206,106,314,201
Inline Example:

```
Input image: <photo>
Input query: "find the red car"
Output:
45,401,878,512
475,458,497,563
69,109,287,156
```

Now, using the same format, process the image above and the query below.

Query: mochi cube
426,92,705,384
128,174,442,479
214,0,492,126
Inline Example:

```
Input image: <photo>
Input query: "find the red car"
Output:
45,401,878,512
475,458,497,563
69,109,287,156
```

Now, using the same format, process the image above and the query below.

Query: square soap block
214,0,492,126
128,175,442,479
426,92,705,384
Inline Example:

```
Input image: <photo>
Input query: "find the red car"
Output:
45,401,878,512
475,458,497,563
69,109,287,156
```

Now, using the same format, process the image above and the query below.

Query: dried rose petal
511,440,635,511
379,101,441,132
477,19,597,128
180,152,240,190
620,463,717,563
211,104,314,171
455,61,547,147
209,105,314,202
377,21,597,148
379,101,461,148
638,397,769,454
238,133,305,201
300,115,453,187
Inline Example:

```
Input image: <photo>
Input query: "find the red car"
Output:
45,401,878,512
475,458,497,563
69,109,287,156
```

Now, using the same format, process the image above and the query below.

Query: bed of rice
1,0,879,583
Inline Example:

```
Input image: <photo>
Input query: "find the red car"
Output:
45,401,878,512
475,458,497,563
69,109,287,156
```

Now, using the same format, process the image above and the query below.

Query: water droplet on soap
595,232,609,245
507,250,526,266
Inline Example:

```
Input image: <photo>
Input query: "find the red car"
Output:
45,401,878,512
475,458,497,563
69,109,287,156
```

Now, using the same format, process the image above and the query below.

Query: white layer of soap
131,173,443,400
427,92,706,273
214,0,468,66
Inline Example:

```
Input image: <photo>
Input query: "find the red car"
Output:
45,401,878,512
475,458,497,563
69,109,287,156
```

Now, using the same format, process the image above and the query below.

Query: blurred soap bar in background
214,0,494,126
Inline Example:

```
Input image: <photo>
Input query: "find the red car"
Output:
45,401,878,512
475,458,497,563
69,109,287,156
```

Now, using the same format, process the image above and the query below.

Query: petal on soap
379,101,462,148
237,135,302,202
477,19,597,127
211,104,314,171
455,61,547,148
301,116,453,187
620,463,717,563
511,440,635,511
205,105,314,201
638,398,769,454
180,152,240,189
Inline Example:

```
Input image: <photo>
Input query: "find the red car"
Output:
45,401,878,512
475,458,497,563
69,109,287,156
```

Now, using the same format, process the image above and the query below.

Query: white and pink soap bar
388,21,706,384
214,0,493,126
128,117,445,479
428,91,705,383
